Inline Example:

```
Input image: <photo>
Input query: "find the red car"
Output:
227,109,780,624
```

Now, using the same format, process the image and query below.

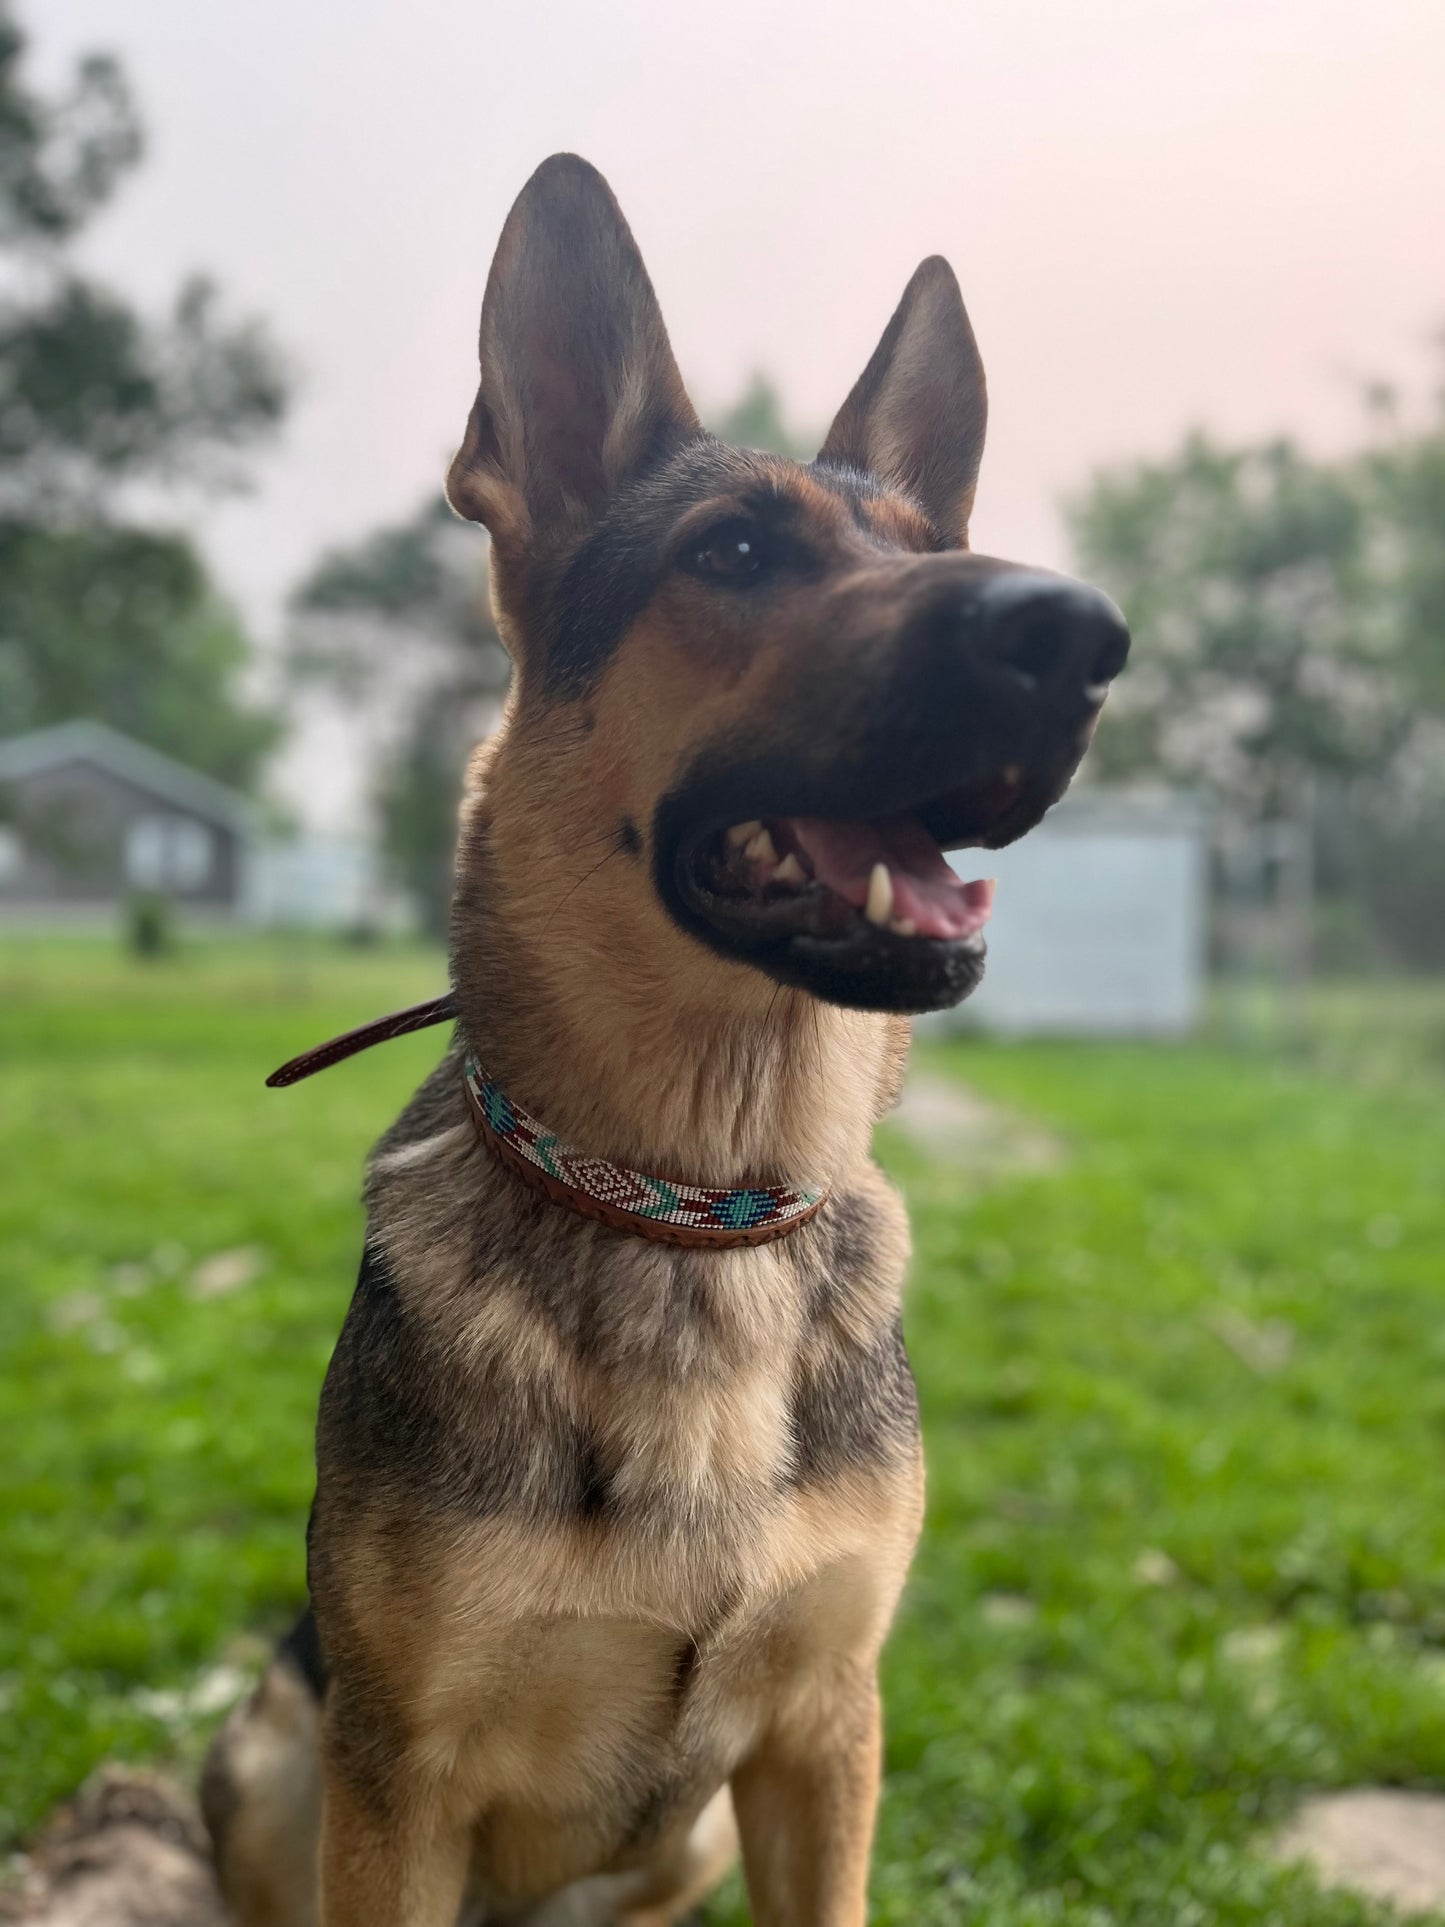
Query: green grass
0,935,449,1831
3,935,1444,1923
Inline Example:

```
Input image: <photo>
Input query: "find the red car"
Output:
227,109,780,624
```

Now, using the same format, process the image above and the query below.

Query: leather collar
461,1054,825,1249
266,993,827,1249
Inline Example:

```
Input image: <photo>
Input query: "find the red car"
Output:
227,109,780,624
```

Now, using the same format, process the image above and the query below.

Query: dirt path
1274,1789,1445,1915
888,1071,1067,1178
0,1769,224,1927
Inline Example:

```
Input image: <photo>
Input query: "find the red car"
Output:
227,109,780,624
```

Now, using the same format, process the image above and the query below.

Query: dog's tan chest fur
330,1482,920,1904
302,1072,920,1902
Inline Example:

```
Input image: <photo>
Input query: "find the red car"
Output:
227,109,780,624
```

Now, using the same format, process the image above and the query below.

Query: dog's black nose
975,569,1130,704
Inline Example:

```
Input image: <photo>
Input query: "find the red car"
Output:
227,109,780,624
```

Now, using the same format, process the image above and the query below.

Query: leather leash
263,990,826,1248
264,992,460,1088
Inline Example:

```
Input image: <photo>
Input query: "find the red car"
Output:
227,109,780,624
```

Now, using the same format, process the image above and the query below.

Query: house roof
0,720,256,833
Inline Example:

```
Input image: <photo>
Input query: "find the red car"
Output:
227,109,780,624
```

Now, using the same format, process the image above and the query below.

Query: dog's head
448,155,1127,1017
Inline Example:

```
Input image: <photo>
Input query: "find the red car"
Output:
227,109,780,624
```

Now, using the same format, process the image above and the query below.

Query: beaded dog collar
265,993,828,1249
462,1055,826,1249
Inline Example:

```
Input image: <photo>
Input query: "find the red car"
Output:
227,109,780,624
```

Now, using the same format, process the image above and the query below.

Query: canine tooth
744,827,778,866
772,853,806,886
1084,681,1111,705
889,916,918,937
726,821,762,849
865,862,893,926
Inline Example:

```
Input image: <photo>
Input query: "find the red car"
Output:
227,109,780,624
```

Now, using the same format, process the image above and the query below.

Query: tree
0,523,274,787
1067,383,1445,965
709,371,812,459
1066,433,1409,814
1358,371,1445,729
0,3,287,788
289,496,507,933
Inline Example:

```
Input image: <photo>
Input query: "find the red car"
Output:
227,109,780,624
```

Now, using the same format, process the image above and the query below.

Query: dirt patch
887,1073,1067,1180
0,1768,223,1927
189,1247,268,1301
1274,1788,1445,1914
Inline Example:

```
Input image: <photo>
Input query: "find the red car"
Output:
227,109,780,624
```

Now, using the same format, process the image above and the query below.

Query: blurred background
2,1,1442,1921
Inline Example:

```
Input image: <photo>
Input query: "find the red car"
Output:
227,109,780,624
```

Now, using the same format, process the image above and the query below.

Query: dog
201,153,1128,1927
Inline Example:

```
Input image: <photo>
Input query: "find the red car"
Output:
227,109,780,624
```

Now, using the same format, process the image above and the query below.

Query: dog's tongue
786,814,996,940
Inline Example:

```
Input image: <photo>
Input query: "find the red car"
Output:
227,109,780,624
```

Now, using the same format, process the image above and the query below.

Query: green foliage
710,370,813,459
289,496,506,933
123,890,173,958
1067,435,1397,813
0,3,286,523
0,520,278,788
1068,392,1445,817
0,273,287,516
295,497,492,635
2,939,1443,1926
1358,386,1445,719
375,697,468,938
0,3,286,791
1068,387,1445,966
0,6,140,243
290,495,503,700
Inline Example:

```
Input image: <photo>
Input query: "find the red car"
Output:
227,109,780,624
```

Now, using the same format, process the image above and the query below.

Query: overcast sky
32,0,1445,821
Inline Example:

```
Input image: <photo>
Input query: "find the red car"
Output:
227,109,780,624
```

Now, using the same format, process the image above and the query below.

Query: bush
123,891,174,959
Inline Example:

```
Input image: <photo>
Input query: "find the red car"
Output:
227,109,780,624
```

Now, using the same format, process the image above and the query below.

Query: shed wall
943,801,1207,1035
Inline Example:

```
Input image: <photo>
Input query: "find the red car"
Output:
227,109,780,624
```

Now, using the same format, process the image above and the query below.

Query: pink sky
33,0,1445,818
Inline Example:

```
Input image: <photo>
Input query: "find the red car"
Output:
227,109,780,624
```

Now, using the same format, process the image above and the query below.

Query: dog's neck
469,977,901,1192
451,802,909,1194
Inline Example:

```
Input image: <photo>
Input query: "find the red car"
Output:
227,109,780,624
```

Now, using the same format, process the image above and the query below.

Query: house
941,787,1209,1036
0,720,254,920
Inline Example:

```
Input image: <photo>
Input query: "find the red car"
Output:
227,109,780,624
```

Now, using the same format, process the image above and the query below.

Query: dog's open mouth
666,766,1041,1013
700,815,996,945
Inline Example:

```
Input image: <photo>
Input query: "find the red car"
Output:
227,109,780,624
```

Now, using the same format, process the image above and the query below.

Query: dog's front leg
730,1672,882,1927
318,1705,470,1927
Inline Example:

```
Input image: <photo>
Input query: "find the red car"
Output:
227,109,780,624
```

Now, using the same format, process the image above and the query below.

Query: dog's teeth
1084,681,1111,705
772,853,806,886
889,916,917,937
726,820,762,849
865,862,893,927
744,827,778,866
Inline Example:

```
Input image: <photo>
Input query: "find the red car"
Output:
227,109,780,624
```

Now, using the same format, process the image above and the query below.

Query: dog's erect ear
447,155,700,552
817,256,987,544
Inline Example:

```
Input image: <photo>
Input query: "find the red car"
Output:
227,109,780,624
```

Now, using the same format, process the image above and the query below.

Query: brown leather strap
265,992,459,1088
266,991,825,1250
463,1080,825,1249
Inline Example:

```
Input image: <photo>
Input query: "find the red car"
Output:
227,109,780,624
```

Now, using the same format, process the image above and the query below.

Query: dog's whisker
538,844,625,940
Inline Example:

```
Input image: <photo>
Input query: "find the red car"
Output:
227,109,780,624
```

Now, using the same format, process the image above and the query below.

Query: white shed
941,788,1208,1036
243,834,401,930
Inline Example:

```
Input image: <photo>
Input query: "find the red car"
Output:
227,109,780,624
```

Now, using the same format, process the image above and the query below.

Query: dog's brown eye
687,520,767,582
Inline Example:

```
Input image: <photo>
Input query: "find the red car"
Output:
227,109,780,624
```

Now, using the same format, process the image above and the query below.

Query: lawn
3,935,1443,1924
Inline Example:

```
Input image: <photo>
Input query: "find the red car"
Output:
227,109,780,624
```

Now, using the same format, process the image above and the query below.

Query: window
169,819,213,889
124,814,215,892
125,817,167,889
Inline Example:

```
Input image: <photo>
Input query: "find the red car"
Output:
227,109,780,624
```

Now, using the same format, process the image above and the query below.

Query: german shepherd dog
202,155,1128,1926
